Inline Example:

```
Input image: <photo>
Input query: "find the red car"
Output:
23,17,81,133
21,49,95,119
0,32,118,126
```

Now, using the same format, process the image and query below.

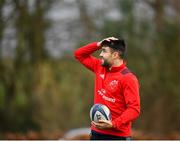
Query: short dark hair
101,38,127,59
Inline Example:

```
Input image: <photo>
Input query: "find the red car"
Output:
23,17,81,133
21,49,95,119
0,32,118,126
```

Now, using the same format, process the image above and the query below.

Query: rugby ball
90,104,111,122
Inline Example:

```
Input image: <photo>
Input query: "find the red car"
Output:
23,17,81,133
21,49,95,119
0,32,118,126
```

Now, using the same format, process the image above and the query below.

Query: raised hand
97,37,119,47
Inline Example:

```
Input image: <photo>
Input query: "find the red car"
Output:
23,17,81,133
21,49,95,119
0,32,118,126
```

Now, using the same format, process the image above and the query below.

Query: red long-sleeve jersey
74,42,140,137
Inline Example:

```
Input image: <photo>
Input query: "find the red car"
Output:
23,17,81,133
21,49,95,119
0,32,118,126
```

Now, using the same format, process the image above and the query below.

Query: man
74,37,140,140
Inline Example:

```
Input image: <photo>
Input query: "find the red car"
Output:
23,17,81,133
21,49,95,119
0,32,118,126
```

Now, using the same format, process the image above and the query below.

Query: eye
102,49,106,53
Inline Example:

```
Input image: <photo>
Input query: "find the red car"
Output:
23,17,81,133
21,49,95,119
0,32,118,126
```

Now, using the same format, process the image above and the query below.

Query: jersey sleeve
74,42,100,73
112,74,140,130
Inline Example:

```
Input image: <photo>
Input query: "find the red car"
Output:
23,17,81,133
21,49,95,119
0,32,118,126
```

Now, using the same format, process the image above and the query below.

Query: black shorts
90,130,131,140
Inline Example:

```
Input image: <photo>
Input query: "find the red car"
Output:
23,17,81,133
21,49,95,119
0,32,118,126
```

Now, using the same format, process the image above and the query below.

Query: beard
101,58,111,68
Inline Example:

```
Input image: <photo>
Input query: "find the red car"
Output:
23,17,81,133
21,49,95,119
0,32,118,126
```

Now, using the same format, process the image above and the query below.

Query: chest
96,70,124,94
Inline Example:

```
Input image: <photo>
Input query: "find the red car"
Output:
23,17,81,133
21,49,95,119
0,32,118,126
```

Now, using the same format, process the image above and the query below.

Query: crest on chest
108,80,119,90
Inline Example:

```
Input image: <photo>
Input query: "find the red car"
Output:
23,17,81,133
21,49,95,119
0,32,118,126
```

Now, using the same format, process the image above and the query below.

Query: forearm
74,42,100,72
112,107,140,129
74,42,99,60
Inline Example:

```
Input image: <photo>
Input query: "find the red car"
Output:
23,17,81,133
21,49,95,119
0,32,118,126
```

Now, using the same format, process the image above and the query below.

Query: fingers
91,121,104,127
91,120,113,130
91,120,109,125
91,121,96,126
98,37,118,47
91,121,104,129
97,119,107,123
105,37,118,41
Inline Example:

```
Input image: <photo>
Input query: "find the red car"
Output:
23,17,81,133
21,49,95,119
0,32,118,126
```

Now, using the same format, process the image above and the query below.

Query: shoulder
121,69,139,85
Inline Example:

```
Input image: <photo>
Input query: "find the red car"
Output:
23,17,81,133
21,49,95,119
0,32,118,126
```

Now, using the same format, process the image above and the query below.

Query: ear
112,52,119,58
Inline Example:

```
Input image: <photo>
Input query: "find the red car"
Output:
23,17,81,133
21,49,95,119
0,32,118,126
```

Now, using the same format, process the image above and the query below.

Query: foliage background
0,0,180,139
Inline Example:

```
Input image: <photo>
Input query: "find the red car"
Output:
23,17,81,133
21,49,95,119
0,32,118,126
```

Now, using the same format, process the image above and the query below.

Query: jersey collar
107,61,126,72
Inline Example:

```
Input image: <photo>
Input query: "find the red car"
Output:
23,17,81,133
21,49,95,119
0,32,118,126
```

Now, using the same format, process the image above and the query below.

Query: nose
99,51,103,57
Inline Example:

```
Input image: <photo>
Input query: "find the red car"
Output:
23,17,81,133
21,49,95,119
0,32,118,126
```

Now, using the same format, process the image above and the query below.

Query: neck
113,59,123,67
109,59,123,70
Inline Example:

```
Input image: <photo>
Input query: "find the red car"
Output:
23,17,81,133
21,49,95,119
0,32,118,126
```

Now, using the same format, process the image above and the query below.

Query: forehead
102,46,111,51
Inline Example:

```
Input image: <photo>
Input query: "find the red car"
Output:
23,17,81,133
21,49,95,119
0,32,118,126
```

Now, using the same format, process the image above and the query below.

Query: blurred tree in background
0,0,180,138
0,0,53,132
